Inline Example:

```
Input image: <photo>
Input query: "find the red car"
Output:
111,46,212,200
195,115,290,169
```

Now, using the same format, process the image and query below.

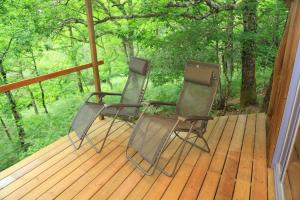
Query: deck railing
0,60,104,93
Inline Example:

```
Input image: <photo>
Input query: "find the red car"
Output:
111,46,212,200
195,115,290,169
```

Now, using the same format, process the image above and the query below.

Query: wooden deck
0,113,274,200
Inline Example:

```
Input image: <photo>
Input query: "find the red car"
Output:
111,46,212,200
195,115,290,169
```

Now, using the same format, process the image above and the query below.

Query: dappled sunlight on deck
0,113,274,200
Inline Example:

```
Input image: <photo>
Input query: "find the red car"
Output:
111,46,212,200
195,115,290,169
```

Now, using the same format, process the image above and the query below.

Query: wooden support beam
0,61,103,93
267,0,300,166
85,0,101,97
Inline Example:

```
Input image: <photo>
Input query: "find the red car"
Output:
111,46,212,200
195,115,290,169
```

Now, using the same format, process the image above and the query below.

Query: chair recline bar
68,57,150,153
126,60,220,176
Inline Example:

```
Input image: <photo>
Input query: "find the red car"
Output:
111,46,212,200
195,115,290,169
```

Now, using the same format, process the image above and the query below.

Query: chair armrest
86,92,122,102
146,101,176,107
178,115,213,122
105,103,143,109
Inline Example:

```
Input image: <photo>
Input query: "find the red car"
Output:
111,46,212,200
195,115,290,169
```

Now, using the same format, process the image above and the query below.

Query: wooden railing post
85,0,101,100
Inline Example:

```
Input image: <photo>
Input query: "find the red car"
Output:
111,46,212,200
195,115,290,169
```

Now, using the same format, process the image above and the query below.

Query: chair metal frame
126,61,219,176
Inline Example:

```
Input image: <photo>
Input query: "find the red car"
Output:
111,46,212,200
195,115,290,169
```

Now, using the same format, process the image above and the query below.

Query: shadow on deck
0,113,274,200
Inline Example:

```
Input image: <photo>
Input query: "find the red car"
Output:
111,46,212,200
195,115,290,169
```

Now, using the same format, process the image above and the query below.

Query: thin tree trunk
124,0,135,60
222,8,235,111
19,70,39,114
0,61,27,150
69,26,84,93
100,39,113,89
240,0,258,107
0,115,12,141
216,40,226,111
30,50,48,113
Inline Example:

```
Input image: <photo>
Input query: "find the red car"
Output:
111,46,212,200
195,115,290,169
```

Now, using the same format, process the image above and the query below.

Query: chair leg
95,110,121,153
68,128,84,150
85,134,102,153
125,146,156,176
125,121,135,128
159,131,193,177
174,131,210,153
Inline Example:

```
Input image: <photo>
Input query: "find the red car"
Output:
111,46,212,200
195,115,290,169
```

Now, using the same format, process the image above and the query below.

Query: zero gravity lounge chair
126,60,220,176
68,57,150,153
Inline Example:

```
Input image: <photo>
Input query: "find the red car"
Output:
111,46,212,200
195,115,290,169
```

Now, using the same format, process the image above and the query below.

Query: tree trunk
0,115,12,141
222,8,235,111
123,0,135,61
216,39,226,111
240,0,258,107
31,50,48,113
0,61,27,150
69,26,84,93
122,37,135,62
20,70,39,114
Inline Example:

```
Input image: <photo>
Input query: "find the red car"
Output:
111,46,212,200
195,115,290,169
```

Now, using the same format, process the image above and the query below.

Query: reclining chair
68,57,150,153
126,60,220,176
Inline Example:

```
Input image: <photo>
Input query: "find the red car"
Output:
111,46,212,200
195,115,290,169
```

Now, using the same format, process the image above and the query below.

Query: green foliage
0,0,288,171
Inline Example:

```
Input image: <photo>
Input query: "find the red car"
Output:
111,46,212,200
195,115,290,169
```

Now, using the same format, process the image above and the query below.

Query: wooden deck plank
179,116,228,200
196,115,238,200
0,121,124,199
197,171,220,200
125,118,219,200
214,114,247,200
0,114,273,200
0,118,107,181
75,152,143,200
233,114,257,200
26,127,131,200
251,113,268,200
268,168,275,200
160,118,219,200
37,137,130,199
159,118,218,200
2,122,125,199
108,136,183,200
109,135,184,200
143,117,228,200
0,118,108,187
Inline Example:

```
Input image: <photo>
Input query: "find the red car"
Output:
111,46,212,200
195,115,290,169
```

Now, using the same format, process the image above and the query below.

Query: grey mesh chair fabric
68,57,150,153
126,60,220,176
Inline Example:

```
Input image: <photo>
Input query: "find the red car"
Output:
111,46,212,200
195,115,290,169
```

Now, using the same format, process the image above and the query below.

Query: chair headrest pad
129,57,150,75
184,66,213,86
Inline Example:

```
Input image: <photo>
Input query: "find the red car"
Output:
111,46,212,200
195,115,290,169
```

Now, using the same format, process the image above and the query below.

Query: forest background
0,0,287,170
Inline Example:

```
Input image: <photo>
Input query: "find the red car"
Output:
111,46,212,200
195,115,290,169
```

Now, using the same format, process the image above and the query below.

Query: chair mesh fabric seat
129,114,176,164
72,102,136,139
72,102,105,139
128,114,204,164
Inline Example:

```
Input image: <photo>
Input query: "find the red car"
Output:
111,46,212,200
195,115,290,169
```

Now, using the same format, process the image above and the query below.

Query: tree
0,115,12,141
240,0,258,107
19,69,39,115
0,39,27,150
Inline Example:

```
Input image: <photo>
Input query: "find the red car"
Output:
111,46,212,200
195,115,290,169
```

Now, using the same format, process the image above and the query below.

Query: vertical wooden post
85,0,101,99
